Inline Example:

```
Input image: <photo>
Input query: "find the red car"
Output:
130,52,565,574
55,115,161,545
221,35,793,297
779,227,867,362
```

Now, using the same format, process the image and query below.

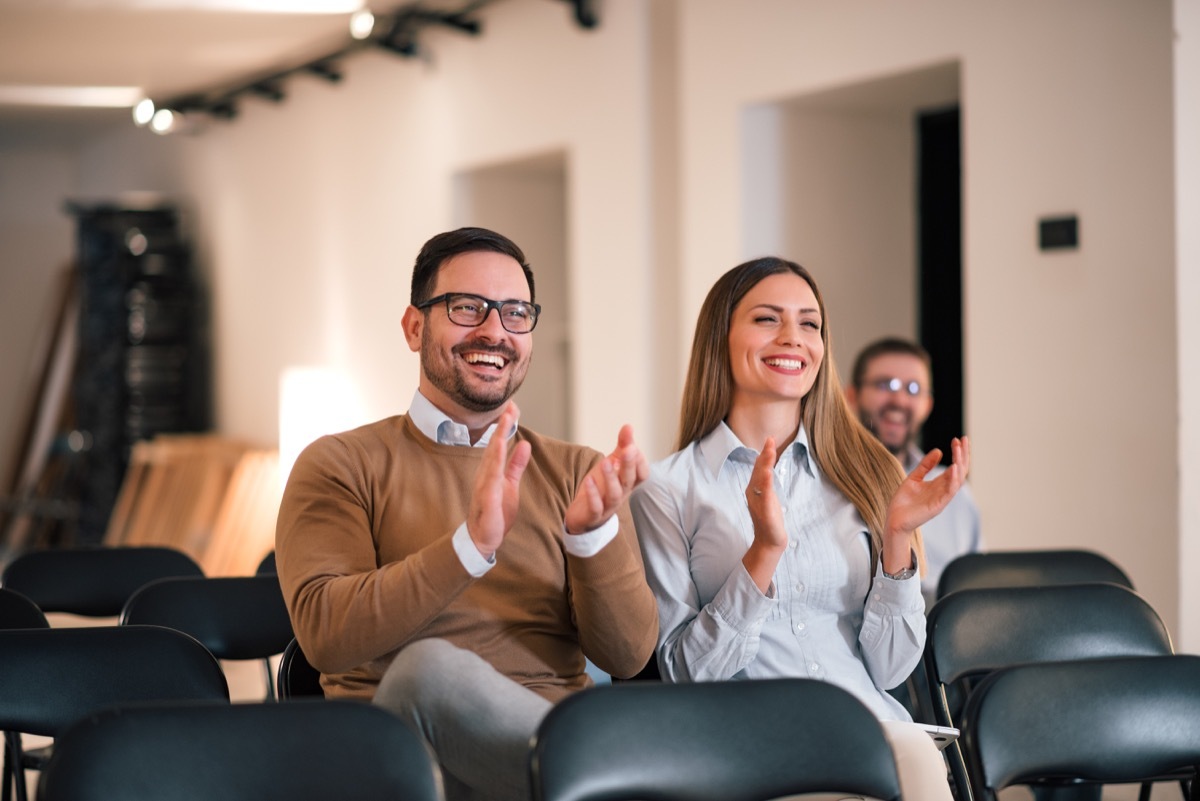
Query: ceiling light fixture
141,1,601,132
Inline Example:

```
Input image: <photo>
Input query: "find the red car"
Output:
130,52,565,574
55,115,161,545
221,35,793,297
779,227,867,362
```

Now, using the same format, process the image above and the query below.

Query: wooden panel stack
104,435,280,576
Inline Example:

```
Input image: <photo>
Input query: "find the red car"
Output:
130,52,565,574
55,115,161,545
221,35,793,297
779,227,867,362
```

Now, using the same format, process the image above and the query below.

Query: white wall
1,0,1190,647
1176,0,1200,653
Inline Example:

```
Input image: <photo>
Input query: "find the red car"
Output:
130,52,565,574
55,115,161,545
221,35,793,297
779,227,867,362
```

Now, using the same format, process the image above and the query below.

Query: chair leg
4,733,27,801
263,657,277,702
2,732,12,801
1136,780,1153,801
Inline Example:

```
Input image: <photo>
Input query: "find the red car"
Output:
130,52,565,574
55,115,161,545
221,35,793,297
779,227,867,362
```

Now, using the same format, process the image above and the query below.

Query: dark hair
851,337,933,391
409,227,535,305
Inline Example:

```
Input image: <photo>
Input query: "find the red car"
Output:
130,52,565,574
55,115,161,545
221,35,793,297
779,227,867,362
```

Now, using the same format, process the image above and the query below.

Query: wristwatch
883,565,917,581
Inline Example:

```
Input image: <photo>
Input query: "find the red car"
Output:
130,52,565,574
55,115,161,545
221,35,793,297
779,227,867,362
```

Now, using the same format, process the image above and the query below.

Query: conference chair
120,574,295,700
923,582,1174,801
529,678,901,801
255,550,276,575
277,637,324,700
0,590,48,801
1,545,203,619
0,625,229,801
936,548,1133,599
36,699,442,801
960,654,1200,801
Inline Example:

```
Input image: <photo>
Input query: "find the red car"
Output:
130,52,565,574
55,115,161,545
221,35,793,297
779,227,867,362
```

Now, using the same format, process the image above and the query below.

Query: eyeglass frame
864,377,927,397
415,292,542,334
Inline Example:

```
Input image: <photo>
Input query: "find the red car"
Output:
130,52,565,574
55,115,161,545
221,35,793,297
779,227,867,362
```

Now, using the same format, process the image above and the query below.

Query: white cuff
452,523,495,577
562,515,619,558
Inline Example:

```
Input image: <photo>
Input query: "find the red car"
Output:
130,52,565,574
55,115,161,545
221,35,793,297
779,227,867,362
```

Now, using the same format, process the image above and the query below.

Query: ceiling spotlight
132,98,156,127
349,9,375,40
307,61,343,82
149,108,176,135
250,82,286,102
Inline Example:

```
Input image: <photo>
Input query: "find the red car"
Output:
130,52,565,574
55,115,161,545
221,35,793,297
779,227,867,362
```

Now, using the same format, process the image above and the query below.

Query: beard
420,331,529,413
857,406,912,457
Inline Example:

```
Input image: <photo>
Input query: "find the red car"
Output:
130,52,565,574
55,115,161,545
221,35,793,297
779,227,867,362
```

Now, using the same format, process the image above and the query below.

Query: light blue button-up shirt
630,422,924,721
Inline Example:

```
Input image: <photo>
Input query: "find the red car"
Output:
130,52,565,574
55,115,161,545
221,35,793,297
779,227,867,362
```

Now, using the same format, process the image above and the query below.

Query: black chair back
961,655,1200,801
1,546,203,617
0,589,48,630
37,699,442,801
0,625,229,737
277,638,324,700
529,678,901,801
936,548,1132,599
120,575,294,700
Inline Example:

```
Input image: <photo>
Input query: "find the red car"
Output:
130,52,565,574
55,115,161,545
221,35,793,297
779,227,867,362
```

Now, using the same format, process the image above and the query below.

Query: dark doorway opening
917,106,963,462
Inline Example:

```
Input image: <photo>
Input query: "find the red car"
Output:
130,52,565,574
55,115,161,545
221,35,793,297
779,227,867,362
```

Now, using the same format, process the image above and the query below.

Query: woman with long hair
631,256,969,799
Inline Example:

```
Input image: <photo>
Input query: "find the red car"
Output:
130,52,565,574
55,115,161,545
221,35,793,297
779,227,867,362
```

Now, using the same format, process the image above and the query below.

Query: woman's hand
742,438,787,593
882,436,971,568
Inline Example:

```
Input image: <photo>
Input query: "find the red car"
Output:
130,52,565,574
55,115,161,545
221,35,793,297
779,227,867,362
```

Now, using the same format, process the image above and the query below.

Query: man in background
847,337,981,606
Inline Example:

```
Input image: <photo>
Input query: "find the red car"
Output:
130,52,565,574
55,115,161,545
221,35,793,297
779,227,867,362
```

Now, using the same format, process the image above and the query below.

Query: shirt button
809,662,820,674
795,583,805,593
789,540,798,550
795,621,806,632
873,594,882,602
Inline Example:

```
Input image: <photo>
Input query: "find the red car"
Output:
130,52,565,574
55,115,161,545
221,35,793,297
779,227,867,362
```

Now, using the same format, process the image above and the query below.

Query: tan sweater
275,414,658,702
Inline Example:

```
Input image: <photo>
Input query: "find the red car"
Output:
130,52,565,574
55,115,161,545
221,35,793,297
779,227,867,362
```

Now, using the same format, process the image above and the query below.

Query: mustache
452,340,520,362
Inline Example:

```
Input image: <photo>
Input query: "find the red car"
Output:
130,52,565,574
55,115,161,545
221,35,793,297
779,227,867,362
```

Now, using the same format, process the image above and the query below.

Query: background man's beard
857,409,907,457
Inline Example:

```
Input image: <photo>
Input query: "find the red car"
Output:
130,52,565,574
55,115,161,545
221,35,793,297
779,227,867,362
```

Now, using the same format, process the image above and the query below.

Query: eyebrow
749,303,821,315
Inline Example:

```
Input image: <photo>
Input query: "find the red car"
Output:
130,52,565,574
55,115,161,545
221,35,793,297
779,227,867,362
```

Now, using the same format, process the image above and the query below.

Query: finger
598,456,625,509
907,448,942,482
579,474,604,518
616,423,635,451
506,440,532,484
747,438,777,500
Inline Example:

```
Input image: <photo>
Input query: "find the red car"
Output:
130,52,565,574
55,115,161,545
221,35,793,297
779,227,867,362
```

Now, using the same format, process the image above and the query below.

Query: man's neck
416,387,504,445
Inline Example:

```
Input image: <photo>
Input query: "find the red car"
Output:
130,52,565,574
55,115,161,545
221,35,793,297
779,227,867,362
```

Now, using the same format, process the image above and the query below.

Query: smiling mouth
763,357,806,371
455,343,516,371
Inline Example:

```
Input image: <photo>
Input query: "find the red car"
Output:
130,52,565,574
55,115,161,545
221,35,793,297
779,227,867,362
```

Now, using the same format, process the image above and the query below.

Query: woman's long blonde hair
677,256,924,572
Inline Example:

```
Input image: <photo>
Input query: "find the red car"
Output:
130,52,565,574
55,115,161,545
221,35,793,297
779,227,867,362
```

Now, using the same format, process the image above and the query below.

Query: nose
474,305,507,338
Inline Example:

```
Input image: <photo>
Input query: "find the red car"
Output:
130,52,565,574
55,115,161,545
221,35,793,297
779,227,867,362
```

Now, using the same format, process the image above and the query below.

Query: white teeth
464,353,507,368
764,358,804,370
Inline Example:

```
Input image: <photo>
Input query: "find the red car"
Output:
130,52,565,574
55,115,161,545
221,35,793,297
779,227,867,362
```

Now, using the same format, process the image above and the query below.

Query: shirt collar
902,443,924,473
697,420,815,479
407,389,516,448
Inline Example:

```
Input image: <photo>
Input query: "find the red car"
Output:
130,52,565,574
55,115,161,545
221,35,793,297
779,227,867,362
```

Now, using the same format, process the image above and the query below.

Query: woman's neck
725,399,801,454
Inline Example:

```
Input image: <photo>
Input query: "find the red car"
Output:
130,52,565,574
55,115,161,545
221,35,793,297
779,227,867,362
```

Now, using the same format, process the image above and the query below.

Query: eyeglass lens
446,294,537,333
873,377,923,396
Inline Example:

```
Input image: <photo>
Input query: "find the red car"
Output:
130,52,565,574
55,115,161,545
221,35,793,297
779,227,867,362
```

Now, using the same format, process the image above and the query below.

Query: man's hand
466,402,531,559
564,424,649,535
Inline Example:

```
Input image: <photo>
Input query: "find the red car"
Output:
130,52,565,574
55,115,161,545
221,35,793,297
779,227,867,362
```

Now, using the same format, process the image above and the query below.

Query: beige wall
1,0,1193,651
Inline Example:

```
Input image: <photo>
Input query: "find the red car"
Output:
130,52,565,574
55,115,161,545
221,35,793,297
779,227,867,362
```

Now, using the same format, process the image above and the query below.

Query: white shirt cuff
562,514,619,558
452,523,495,577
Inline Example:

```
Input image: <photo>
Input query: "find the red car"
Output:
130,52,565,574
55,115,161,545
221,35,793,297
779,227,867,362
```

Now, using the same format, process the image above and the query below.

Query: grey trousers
372,638,552,801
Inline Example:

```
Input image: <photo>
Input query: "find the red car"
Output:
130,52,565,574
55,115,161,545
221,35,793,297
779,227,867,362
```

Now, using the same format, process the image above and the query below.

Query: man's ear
845,385,859,411
401,306,424,353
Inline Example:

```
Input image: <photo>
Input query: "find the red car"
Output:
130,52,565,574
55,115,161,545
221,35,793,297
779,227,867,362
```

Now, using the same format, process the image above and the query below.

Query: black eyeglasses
416,293,541,334
866,377,926,397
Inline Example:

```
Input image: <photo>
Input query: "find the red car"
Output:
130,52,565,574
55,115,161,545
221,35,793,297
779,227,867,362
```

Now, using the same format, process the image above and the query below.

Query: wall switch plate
1039,215,1079,250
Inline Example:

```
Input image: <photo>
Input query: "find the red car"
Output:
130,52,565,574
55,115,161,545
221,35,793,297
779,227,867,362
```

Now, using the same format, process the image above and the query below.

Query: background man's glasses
416,293,541,334
867,377,925,397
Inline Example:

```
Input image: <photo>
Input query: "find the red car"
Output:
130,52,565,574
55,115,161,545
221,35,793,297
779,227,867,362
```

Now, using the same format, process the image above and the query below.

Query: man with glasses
846,337,981,605
275,227,657,801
